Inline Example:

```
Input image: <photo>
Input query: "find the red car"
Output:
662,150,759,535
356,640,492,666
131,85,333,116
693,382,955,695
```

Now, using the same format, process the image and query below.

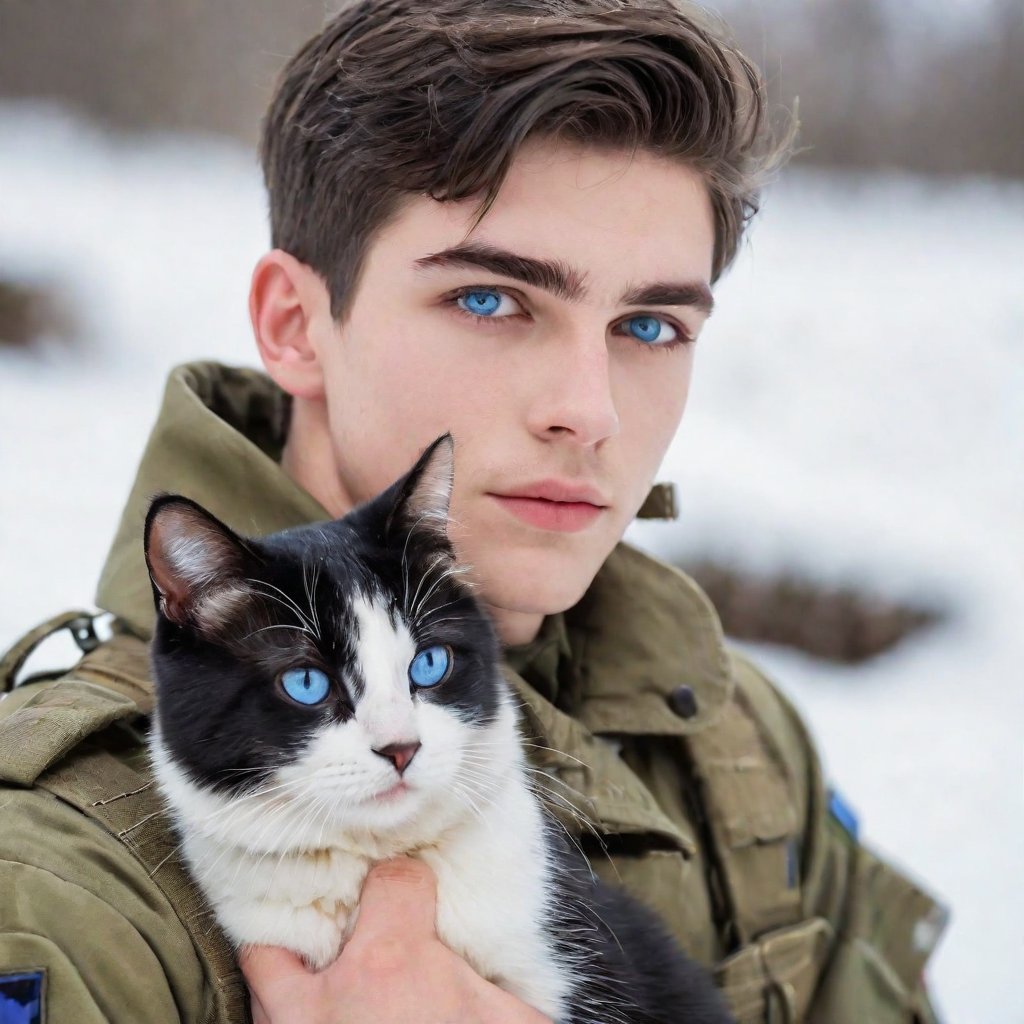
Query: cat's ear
144,495,251,627
385,433,455,543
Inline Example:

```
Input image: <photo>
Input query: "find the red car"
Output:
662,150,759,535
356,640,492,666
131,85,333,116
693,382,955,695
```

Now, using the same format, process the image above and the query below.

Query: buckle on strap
68,614,101,654
0,610,111,692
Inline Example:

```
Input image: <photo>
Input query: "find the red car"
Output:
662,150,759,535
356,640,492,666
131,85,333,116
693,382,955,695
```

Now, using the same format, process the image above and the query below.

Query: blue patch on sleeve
785,839,800,888
0,970,44,1024
828,787,860,841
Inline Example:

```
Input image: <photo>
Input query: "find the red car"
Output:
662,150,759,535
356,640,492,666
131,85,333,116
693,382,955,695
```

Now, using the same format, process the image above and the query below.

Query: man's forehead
367,141,716,298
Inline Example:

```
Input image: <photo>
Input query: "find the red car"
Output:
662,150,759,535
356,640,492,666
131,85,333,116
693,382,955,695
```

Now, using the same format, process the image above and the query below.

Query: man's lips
488,480,609,532
493,479,610,506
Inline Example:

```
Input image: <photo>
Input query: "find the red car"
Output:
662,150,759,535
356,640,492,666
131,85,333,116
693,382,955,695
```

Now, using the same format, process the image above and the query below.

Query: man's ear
249,249,330,400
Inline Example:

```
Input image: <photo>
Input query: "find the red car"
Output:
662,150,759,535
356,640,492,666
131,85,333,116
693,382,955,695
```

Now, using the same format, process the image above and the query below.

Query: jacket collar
97,362,733,735
562,541,734,737
95,362,328,638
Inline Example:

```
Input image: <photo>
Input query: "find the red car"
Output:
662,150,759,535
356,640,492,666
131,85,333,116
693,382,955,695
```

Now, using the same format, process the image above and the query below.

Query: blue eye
455,289,522,319
281,667,331,705
623,315,678,345
409,646,452,688
460,290,501,315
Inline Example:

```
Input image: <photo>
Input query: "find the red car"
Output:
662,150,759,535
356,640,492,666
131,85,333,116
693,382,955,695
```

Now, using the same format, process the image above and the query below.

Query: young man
0,1,946,1021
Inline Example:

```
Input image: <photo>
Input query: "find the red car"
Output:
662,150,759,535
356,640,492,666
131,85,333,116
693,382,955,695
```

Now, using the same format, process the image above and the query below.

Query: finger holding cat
347,856,437,950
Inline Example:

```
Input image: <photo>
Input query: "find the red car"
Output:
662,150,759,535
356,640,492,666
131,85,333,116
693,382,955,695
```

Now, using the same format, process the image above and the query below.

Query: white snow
1,103,1021,1023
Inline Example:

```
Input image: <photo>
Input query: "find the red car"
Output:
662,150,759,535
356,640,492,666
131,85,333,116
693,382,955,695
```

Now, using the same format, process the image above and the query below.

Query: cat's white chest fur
421,781,570,1015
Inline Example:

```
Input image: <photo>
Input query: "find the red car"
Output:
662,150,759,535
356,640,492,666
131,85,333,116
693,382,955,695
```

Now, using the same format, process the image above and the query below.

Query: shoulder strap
0,609,103,692
0,616,248,1023
36,745,248,1023
0,618,154,786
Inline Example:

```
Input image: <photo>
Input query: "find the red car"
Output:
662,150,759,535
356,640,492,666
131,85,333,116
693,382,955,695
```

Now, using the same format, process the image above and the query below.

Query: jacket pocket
715,917,833,1024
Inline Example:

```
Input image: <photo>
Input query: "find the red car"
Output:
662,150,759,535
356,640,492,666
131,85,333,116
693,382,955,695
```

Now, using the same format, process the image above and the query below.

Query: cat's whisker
261,788,333,893
411,562,474,622
302,558,324,641
247,781,326,873
412,615,466,632
206,778,317,831
448,779,500,840
413,599,470,635
416,596,464,619
493,766,617,878
248,788,324,892
519,740,590,769
399,509,443,617
241,623,314,641
244,577,318,635
449,765,503,798
406,552,449,625
456,756,600,842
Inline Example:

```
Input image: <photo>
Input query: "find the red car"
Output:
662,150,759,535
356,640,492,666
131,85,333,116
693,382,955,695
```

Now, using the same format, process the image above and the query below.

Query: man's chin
480,567,597,636
460,529,618,633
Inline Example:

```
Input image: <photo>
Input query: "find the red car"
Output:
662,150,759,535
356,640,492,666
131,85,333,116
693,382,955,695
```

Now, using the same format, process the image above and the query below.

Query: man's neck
486,605,544,647
280,398,354,519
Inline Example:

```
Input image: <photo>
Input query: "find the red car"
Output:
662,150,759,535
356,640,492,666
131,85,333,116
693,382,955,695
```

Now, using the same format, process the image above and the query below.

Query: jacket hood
97,362,733,735
96,362,327,637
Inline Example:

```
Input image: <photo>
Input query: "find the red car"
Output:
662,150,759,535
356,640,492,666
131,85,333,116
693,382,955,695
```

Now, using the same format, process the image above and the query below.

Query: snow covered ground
1,104,1021,1022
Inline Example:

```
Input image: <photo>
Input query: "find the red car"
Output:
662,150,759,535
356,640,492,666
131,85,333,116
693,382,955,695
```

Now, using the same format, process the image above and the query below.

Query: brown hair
261,0,786,320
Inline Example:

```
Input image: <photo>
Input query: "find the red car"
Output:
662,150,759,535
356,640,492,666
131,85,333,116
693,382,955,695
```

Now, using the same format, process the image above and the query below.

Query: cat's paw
225,900,345,972
297,907,347,972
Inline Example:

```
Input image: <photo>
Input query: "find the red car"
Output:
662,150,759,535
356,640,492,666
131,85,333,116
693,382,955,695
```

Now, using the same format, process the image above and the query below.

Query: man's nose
372,741,421,776
527,332,620,446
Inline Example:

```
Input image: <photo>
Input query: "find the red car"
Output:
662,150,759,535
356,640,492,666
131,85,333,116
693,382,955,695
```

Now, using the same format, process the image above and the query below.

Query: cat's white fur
151,594,575,1019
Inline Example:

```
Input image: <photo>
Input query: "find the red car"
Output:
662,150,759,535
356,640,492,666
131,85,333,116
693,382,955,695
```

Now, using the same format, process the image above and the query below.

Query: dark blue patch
828,787,860,842
0,970,44,1024
785,839,800,888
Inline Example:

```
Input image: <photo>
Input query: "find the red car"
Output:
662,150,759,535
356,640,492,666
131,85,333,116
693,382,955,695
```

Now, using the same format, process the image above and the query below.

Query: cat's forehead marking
351,593,418,735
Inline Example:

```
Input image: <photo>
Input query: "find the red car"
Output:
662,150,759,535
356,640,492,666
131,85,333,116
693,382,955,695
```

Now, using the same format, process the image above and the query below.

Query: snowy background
1,105,1021,1022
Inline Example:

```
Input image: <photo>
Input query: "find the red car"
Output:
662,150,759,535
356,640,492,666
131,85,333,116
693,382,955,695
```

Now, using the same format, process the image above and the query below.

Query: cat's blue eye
621,315,678,345
455,289,521,319
281,667,331,706
409,646,452,688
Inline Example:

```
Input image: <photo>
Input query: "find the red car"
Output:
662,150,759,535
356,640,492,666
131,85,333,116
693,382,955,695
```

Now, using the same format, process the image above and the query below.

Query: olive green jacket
0,363,946,1023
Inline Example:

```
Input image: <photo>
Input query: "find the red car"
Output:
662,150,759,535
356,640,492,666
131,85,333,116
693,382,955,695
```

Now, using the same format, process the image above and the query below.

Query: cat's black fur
144,434,734,1024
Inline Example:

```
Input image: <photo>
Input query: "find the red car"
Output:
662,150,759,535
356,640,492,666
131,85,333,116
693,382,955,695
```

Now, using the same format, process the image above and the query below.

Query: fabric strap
0,609,101,693
36,746,248,1024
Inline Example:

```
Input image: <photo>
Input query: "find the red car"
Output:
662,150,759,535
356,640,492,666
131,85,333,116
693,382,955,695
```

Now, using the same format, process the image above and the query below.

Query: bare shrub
683,559,942,664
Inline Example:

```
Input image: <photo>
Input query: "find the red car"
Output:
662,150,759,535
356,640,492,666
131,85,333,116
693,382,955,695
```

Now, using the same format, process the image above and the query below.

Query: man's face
304,139,715,642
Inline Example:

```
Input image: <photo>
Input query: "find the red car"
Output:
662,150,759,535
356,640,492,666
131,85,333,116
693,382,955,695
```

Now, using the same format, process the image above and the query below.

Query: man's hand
239,857,554,1024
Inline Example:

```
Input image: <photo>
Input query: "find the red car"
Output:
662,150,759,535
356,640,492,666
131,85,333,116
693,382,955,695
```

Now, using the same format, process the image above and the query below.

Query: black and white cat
143,435,734,1024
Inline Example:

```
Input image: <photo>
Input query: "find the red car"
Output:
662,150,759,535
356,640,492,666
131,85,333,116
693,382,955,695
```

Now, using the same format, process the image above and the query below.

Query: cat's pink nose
373,741,421,776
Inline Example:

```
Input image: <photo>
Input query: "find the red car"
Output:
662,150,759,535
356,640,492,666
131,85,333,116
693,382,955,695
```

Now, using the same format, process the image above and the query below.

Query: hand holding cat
239,857,556,1024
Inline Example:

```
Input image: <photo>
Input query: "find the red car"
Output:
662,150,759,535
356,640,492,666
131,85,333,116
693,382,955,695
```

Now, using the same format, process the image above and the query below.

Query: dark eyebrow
414,242,713,315
414,243,586,301
621,281,714,316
